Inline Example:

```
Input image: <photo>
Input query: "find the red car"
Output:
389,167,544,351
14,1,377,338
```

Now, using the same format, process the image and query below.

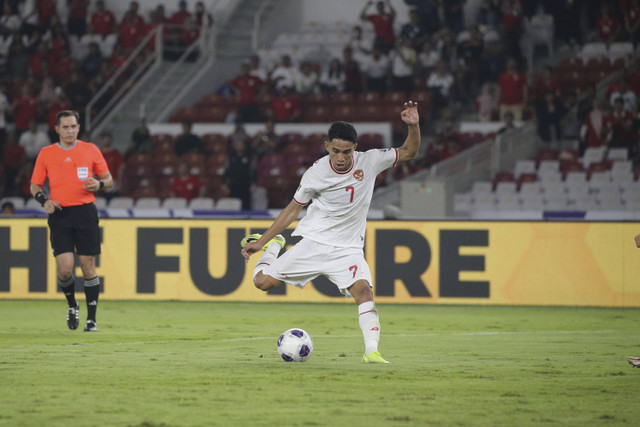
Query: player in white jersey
241,101,421,364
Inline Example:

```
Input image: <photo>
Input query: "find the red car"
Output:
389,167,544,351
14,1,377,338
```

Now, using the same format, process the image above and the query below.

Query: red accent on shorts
256,262,271,267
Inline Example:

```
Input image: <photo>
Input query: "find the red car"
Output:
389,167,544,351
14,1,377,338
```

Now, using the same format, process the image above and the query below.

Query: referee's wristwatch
99,181,104,190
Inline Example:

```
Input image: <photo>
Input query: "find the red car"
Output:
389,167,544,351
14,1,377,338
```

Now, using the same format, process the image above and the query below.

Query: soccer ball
277,328,313,362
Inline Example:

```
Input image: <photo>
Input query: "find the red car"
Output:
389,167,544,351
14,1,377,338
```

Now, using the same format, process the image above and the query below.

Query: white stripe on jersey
292,148,398,248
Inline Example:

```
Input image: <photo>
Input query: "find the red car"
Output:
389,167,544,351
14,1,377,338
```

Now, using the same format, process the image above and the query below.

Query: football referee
30,110,113,332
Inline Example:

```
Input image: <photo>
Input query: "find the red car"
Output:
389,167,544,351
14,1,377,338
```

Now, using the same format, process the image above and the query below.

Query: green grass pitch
0,301,639,427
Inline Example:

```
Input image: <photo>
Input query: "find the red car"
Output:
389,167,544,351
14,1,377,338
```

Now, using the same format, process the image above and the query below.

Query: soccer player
241,101,420,364
30,110,113,332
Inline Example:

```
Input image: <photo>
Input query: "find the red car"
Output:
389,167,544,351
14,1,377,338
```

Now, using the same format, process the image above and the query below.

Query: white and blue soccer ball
277,328,313,362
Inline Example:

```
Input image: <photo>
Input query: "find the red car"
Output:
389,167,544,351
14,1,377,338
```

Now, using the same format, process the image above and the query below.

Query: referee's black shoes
67,306,80,330
83,320,97,332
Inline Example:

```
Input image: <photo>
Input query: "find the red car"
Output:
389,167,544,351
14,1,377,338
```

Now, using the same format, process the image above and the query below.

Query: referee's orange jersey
31,140,109,207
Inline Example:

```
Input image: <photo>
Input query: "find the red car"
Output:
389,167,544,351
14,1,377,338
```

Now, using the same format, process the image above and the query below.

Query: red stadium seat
202,133,228,155
356,103,384,122
304,105,330,123
331,92,356,104
360,91,381,103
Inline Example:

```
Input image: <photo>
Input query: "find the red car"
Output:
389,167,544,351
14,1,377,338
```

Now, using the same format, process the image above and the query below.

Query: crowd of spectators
2,0,640,210
0,0,211,199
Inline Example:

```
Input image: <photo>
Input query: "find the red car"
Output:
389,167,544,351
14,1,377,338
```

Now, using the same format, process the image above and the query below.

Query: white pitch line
4,330,622,350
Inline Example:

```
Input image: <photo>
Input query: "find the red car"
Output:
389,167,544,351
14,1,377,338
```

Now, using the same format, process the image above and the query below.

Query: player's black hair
55,110,80,126
327,121,357,144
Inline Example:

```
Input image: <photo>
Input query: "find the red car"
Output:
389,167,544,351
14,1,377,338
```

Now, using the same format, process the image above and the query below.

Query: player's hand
635,234,640,248
83,177,101,192
241,242,262,261
401,101,419,126
44,200,61,214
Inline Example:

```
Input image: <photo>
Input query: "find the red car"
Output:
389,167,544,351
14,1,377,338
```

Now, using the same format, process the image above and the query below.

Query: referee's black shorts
48,203,101,257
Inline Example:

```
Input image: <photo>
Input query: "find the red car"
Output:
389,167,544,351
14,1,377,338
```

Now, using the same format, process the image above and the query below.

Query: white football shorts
262,238,373,297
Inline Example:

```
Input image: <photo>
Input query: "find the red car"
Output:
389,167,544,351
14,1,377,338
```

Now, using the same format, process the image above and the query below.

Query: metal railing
252,0,273,51
84,27,162,132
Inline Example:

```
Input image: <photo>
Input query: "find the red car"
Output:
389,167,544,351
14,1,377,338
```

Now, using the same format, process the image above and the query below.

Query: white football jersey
292,148,399,248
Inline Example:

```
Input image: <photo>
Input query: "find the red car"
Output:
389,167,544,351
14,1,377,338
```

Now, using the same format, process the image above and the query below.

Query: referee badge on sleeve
77,167,89,181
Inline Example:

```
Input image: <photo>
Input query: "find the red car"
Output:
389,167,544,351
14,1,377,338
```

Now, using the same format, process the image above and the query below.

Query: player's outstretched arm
635,234,640,248
397,101,421,163
241,200,303,260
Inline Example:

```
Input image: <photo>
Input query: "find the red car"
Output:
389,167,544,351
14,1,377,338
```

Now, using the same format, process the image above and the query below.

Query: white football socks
358,301,381,355
252,242,282,280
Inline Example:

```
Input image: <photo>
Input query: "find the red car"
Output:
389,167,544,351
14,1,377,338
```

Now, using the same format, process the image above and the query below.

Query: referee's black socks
84,277,100,322
58,276,77,308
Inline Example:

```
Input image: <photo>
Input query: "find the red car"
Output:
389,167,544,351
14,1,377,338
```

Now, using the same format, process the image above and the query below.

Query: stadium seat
202,133,228,155
304,105,330,123
0,197,25,209
541,181,566,198
608,42,633,61
596,192,624,210
580,42,607,61
519,181,542,195
471,181,492,198
607,148,628,161
135,197,161,209
496,193,520,211
109,197,134,209
471,193,496,212
215,197,242,210
358,132,384,151
357,104,384,122
520,193,544,210
514,160,536,178
544,195,569,211
495,181,517,195
189,197,215,209
161,197,188,209
94,197,108,209
453,192,471,215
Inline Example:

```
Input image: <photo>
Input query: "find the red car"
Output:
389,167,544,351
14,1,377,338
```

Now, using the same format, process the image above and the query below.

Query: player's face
56,116,80,146
325,138,357,172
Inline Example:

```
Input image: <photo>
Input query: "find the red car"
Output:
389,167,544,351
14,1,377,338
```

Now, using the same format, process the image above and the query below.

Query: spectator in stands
1,201,16,215
232,61,264,123
625,0,640,45
19,0,38,37
554,0,582,46
15,159,35,199
180,16,200,54
125,119,153,159
342,47,363,95
417,40,439,76
426,59,454,119
174,121,203,157
475,0,500,30
46,87,70,141
67,0,89,36
320,58,345,96
360,0,396,53
162,27,184,61
37,0,56,33
52,47,74,81
252,119,281,158
120,1,145,29
579,98,609,151
535,91,567,145
361,45,390,95
97,131,123,188
270,85,301,122
0,84,9,148
19,118,50,161
390,37,416,95
348,25,373,62
405,0,441,35
533,66,561,101
608,97,635,149
48,24,70,57
119,10,145,50
171,163,204,201
64,71,92,110
12,85,38,138
270,55,297,92
609,79,637,114
249,54,268,82
476,83,498,122
225,137,256,210
2,131,25,196
560,92,582,142
500,0,523,59
497,57,527,121
597,2,620,43
457,25,484,97
0,3,20,37
400,9,428,51
170,0,192,26
443,0,465,33
38,75,56,106
497,110,516,134
195,1,213,27
91,0,117,36
295,61,319,97
7,40,30,76
81,42,104,79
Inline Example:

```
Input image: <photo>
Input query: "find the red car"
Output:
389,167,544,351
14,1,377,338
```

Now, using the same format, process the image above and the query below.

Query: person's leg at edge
79,255,99,325
348,279,381,354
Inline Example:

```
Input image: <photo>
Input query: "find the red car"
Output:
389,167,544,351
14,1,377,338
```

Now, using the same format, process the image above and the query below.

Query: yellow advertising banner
1,219,639,306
